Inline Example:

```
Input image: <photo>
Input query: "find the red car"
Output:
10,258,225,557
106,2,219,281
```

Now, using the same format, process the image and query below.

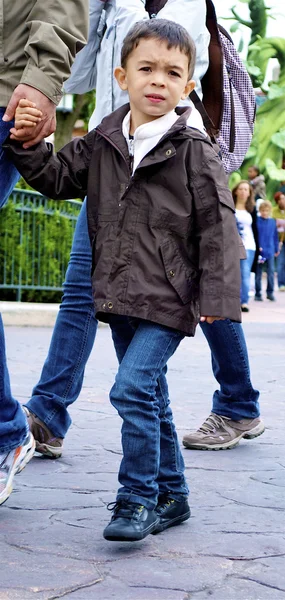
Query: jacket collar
95,103,207,162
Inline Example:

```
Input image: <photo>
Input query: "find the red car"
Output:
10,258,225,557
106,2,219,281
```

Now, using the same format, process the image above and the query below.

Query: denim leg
109,319,186,510
0,315,28,452
277,244,285,287
26,199,98,438
266,257,275,294
0,111,25,452
255,263,263,296
199,319,260,421
240,249,255,304
0,108,20,207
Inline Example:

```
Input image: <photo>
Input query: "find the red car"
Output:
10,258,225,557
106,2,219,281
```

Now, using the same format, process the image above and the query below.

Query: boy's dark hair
250,165,260,175
121,19,196,79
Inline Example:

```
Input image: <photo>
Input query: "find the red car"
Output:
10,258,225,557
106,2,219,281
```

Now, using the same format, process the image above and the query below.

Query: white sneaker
0,432,35,506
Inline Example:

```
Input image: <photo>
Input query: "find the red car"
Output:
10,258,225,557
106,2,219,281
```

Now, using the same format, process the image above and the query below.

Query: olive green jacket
0,0,89,107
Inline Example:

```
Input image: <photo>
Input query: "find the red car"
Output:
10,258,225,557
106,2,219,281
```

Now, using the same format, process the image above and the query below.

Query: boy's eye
169,70,180,77
139,66,151,72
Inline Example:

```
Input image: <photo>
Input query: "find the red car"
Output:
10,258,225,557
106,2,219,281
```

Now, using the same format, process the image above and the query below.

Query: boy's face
260,206,271,219
115,38,195,131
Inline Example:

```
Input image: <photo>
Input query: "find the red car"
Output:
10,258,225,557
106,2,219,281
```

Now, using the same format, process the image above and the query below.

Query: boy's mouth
145,94,165,103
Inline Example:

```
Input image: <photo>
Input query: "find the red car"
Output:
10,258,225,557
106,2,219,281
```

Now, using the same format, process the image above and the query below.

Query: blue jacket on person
256,217,279,259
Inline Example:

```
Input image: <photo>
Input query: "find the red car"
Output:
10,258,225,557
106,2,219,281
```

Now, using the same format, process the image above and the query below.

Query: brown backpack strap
145,0,167,16
189,89,217,140
200,0,224,133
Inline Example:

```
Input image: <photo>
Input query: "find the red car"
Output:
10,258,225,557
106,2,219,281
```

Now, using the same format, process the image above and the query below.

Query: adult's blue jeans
277,243,285,288
240,249,255,305
26,200,260,438
255,256,275,296
109,316,188,510
0,108,27,453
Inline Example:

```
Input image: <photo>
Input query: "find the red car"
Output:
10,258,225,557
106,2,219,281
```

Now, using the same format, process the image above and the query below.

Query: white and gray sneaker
182,413,265,450
0,432,35,505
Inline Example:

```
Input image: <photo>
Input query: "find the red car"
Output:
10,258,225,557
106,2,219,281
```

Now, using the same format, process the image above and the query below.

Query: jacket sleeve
3,132,95,200
20,0,89,105
189,146,241,322
64,0,106,95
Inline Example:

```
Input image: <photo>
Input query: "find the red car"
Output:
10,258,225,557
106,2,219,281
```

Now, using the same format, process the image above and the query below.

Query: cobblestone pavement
1,300,285,599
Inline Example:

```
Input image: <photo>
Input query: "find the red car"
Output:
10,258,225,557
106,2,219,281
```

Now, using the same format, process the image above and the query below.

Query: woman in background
232,181,258,312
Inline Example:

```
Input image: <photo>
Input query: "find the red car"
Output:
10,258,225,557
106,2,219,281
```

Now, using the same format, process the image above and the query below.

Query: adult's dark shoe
254,294,263,301
152,494,191,534
103,500,159,541
267,293,276,301
23,407,63,459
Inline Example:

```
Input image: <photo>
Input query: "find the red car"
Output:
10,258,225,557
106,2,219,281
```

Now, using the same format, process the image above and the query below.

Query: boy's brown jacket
4,105,242,335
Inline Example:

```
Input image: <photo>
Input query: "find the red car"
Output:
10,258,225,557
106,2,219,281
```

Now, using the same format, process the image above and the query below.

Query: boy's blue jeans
26,200,260,439
109,316,188,509
255,256,275,296
0,108,27,453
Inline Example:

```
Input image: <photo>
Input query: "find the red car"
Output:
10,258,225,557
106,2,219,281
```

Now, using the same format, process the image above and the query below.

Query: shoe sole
103,517,160,542
35,441,62,459
151,509,191,534
0,435,35,506
182,422,265,451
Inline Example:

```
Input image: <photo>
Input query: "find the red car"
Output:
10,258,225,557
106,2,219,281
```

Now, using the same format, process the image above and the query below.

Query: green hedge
0,191,81,302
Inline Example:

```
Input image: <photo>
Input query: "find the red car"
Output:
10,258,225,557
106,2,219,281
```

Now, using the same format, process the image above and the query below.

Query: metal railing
0,188,81,301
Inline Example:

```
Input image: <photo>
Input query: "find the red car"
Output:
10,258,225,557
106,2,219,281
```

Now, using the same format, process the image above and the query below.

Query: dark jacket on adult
4,105,242,335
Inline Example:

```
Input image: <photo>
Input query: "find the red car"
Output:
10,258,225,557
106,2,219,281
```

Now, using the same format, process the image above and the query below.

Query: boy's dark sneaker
254,294,263,301
103,500,159,541
267,293,276,301
152,494,191,534
23,407,63,459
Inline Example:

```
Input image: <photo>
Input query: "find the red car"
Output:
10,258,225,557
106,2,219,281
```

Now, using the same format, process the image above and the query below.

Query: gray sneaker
23,407,63,459
182,413,265,450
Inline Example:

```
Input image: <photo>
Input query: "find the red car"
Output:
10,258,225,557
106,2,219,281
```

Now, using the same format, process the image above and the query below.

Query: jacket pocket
218,187,236,212
160,238,199,304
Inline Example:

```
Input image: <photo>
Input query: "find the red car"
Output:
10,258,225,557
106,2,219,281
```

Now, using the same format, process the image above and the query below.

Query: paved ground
1,288,285,600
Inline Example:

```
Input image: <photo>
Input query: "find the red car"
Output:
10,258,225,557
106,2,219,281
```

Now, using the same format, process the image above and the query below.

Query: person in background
272,191,285,291
254,200,279,302
248,165,267,211
232,180,258,313
0,0,88,506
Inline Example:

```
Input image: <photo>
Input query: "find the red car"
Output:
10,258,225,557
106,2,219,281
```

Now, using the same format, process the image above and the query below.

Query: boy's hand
14,99,42,136
274,252,280,257
200,316,225,324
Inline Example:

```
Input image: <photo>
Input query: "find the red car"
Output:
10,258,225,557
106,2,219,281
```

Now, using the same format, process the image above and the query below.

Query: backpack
146,0,256,174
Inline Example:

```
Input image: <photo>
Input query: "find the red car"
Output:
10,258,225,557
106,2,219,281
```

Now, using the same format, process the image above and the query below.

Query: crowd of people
0,0,270,544
234,167,285,312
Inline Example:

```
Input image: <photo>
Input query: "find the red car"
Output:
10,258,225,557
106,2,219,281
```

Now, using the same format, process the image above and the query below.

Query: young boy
5,19,241,542
255,200,279,302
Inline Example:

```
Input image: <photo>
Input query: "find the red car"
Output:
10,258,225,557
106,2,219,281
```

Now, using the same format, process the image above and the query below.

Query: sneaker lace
198,413,230,434
156,495,175,514
106,500,144,521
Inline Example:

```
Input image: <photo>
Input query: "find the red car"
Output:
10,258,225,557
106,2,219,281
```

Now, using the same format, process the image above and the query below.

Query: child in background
248,165,267,204
255,200,279,302
5,19,241,543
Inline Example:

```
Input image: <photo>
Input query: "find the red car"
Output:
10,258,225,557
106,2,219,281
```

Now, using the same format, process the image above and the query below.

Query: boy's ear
114,66,128,91
181,79,195,100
